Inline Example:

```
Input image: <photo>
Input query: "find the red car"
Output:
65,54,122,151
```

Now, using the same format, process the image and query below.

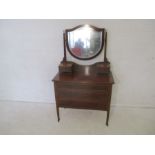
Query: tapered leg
106,110,110,126
56,105,60,122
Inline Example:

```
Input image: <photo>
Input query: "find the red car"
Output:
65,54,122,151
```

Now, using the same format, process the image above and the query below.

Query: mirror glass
67,25,103,60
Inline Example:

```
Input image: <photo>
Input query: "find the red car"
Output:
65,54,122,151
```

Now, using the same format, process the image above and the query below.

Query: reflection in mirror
67,25,103,60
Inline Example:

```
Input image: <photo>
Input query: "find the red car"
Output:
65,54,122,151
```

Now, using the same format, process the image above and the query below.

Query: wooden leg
56,106,60,122
106,110,110,126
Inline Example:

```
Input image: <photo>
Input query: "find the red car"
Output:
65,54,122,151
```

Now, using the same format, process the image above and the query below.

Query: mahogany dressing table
52,25,114,126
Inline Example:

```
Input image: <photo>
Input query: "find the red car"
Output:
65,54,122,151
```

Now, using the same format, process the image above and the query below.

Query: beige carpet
0,100,155,134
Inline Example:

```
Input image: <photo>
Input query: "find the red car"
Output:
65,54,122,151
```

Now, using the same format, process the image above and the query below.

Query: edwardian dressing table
52,25,114,126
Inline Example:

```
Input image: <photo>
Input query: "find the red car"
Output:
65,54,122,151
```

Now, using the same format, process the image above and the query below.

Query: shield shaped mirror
65,25,105,60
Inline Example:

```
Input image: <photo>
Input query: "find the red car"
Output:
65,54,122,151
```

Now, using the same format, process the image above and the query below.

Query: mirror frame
65,25,105,60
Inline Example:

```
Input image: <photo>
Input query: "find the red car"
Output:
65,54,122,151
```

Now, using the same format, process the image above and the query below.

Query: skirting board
0,99,155,109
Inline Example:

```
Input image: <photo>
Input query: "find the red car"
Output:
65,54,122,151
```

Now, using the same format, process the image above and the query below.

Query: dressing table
52,25,114,126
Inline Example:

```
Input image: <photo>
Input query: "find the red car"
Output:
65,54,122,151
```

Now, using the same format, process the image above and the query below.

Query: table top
52,72,114,84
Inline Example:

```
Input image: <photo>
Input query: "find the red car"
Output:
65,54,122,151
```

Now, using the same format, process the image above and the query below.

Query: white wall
0,19,155,107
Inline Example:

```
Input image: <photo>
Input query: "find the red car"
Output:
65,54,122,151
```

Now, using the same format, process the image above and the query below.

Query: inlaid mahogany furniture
52,25,114,126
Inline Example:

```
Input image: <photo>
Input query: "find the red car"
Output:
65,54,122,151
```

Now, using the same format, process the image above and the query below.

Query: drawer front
58,99,108,110
56,88,108,102
55,82,110,91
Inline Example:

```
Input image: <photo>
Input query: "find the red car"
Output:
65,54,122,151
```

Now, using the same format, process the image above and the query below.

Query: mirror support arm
63,32,67,62
104,31,108,62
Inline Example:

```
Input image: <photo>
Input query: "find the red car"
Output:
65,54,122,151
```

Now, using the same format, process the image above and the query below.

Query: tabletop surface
52,71,114,84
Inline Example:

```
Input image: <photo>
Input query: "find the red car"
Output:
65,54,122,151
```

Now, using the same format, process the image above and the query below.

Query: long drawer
56,88,108,101
55,82,110,91
58,99,108,110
